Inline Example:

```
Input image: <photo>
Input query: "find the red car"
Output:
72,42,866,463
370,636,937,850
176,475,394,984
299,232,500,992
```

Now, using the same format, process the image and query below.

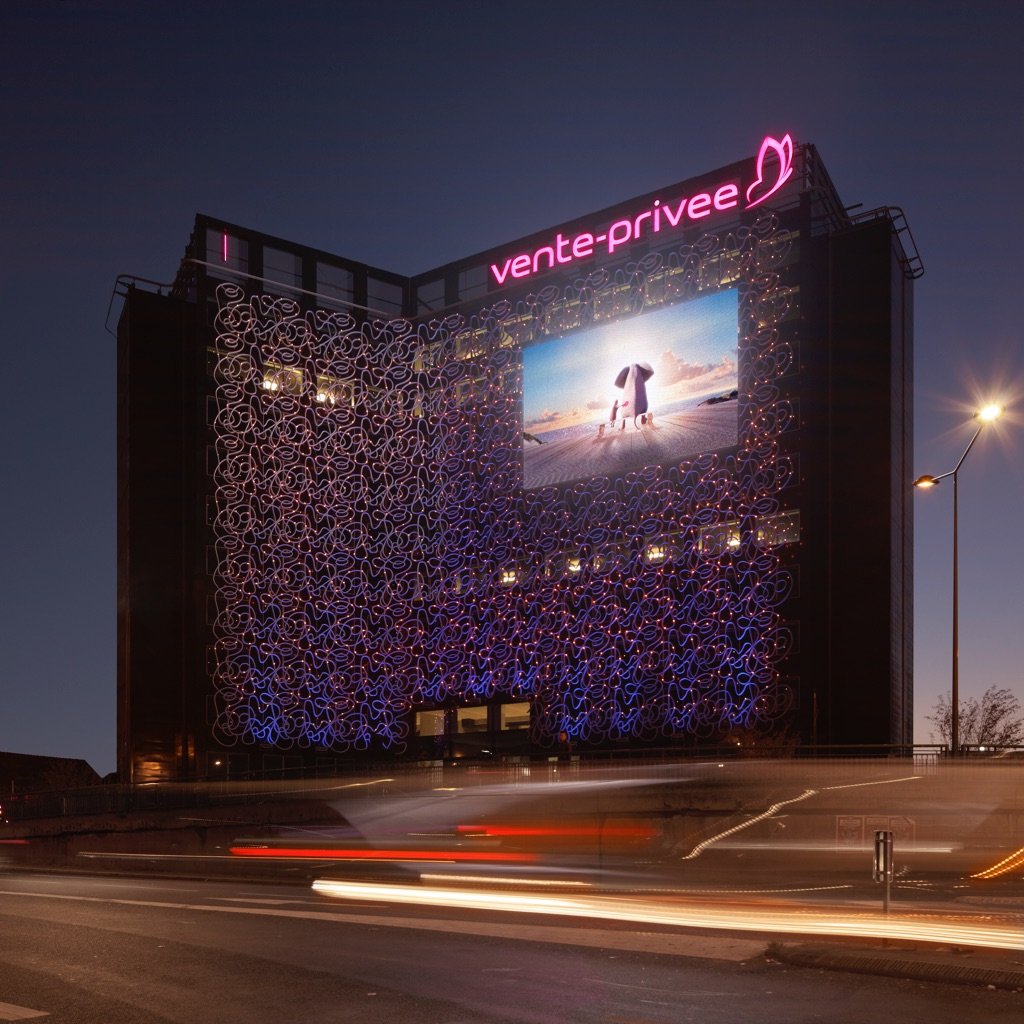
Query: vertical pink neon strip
222,231,229,263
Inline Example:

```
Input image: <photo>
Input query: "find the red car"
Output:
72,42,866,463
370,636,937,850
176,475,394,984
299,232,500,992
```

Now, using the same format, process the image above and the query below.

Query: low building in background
0,751,101,796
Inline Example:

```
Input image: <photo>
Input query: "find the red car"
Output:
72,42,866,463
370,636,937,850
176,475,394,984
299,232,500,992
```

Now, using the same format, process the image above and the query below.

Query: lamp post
914,403,1002,755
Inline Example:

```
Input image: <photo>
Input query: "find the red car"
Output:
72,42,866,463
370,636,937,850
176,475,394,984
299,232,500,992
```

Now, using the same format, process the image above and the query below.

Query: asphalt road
1,872,1022,1023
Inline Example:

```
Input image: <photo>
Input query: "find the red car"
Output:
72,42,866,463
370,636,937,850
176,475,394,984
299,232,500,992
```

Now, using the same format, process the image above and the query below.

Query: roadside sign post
872,829,894,914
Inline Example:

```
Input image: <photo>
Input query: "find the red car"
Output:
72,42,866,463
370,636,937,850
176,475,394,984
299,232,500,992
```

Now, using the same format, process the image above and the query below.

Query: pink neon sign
490,133,795,286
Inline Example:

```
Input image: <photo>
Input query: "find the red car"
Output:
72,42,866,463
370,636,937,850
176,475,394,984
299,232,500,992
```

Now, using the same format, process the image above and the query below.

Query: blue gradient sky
1,1,1021,775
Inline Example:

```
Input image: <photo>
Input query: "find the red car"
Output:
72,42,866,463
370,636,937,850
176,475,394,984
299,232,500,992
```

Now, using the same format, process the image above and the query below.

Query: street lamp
914,403,1002,755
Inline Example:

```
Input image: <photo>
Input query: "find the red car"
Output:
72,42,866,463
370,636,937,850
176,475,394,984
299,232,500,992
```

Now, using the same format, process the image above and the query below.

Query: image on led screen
522,289,739,488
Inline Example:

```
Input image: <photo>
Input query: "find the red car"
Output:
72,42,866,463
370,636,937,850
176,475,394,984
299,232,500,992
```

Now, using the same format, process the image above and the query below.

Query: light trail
311,879,1024,951
456,824,658,839
681,789,816,859
419,873,594,889
231,846,538,863
972,846,1024,880
682,774,923,859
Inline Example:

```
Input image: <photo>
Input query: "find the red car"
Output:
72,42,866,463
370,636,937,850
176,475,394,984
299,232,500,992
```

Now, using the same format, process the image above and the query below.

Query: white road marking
0,1002,48,1020
0,888,762,961
209,897,305,905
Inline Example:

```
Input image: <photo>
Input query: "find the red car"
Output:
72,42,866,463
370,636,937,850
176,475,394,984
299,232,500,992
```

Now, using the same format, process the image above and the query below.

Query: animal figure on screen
613,362,654,428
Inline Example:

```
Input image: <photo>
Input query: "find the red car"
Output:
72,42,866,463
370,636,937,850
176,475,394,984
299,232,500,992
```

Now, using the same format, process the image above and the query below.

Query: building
115,134,919,783
0,751,101,797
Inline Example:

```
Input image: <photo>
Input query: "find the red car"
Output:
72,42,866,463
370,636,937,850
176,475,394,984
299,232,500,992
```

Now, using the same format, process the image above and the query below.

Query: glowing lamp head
645,544,667,564
977,403,1002,423
913,474,939,489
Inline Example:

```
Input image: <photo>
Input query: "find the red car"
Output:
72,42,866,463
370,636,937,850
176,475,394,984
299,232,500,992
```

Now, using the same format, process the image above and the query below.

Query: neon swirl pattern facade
209,215,796,753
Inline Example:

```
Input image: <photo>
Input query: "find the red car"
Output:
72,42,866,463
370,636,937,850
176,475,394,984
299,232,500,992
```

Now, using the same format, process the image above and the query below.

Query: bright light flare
977,403,1003,422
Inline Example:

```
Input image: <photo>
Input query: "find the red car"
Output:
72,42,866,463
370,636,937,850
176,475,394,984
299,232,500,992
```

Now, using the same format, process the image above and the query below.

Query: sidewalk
772,941,1024,992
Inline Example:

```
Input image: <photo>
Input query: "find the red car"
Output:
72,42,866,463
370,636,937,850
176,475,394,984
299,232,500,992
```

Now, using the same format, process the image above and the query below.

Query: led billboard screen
522,289,739,488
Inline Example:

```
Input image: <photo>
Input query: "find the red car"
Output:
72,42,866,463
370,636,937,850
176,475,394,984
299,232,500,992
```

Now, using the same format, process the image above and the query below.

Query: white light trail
312,879,1024,951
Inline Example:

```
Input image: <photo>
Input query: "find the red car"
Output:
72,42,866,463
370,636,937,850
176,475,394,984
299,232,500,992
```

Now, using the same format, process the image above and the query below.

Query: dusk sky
2,1,1021,776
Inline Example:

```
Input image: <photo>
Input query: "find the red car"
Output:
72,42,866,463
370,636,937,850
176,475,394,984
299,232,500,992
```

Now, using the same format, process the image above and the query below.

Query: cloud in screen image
522,290,739,489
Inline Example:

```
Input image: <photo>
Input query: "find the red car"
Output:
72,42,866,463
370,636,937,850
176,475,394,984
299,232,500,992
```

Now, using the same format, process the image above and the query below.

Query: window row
211,348,518,408
414,702,531,739
495,512,801,586
204,229,403,313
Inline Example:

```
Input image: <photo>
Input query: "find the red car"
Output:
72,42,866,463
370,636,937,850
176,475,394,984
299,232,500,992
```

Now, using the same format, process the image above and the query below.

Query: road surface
1,872,1021,1023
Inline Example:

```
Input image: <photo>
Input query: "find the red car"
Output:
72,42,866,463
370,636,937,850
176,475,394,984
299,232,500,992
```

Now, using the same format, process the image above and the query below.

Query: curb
772,943,1024,992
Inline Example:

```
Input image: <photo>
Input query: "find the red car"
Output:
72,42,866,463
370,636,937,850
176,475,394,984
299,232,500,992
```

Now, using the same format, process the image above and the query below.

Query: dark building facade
116,135,918,783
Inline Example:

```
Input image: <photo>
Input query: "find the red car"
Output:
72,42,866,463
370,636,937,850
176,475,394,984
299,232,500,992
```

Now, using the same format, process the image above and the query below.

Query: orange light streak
971,845,1024,880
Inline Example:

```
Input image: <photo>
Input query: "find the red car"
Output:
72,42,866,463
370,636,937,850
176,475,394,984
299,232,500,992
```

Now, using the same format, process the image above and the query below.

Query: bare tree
928,686,1024,747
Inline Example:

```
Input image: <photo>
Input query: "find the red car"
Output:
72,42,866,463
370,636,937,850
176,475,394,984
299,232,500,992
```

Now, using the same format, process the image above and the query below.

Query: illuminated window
448,572,474,596
642,535,681,566
644,543,668,565
499,568,521,587
414,709,446,738
455,329,487,361
416,342,448,375
455,376,486,406
591,548,623,574
499,702,531,731
756,509,801,548
699,521,742,557
314,374,352,408
565,555,584,575
456,706,489,734
262,360,303,396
